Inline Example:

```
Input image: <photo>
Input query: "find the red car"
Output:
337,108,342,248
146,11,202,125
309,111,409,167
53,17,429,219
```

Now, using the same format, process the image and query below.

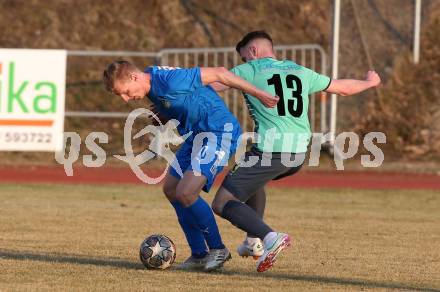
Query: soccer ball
139,234,176,269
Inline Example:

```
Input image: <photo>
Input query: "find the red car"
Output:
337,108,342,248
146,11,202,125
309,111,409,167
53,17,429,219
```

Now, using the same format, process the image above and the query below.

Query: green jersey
231,58,330,153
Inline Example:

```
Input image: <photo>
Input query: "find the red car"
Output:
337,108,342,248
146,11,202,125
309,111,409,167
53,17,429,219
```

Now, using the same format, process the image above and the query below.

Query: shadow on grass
176,266,440,292
1,249,438,291
0,249,143,270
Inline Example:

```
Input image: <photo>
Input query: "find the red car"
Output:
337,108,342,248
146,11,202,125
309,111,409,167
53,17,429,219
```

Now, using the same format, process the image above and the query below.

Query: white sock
246,236,261,245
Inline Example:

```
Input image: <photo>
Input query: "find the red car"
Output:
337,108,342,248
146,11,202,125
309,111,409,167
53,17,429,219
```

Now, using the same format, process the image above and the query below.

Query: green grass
0,184,439,291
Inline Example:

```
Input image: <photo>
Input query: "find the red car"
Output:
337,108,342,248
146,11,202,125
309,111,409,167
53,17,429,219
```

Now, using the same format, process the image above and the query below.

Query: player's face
113,76,146,103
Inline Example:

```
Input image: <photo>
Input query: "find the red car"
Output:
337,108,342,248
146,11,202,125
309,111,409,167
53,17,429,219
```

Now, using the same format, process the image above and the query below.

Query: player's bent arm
326,70,381,96
209,81,230,92
200,67,279,108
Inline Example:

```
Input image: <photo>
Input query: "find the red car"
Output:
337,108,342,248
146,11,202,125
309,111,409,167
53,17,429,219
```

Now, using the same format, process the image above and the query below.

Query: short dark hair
235,30,273,53
103,60,139,92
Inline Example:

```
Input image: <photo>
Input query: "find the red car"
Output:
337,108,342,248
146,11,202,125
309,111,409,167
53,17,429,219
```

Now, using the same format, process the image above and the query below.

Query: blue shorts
169,126,241,192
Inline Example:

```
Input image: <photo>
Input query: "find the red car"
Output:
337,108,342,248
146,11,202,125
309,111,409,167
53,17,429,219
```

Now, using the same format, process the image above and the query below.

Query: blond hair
103,60,140,92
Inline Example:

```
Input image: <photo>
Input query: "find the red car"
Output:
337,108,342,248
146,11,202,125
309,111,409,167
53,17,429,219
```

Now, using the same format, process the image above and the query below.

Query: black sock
221,200,273,240
245,188,266,238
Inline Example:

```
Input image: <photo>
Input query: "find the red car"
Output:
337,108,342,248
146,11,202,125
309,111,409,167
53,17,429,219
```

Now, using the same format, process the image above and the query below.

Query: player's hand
366,70,381,87
259,92,280,108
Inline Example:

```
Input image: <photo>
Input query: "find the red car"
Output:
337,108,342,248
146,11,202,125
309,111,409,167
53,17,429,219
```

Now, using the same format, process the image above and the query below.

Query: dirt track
0,165,439,190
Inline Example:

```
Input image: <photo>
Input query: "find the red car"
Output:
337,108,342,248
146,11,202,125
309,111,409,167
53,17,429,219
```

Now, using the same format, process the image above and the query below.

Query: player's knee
175,188,197,207
212,189,233,216
211,197,223,216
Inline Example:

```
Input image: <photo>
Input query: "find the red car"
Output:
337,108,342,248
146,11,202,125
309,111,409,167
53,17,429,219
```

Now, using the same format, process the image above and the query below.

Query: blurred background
0,0,439,172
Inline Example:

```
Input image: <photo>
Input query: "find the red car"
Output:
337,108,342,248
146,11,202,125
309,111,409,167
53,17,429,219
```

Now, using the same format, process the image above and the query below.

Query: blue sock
171,201,208,258
186,197,225,250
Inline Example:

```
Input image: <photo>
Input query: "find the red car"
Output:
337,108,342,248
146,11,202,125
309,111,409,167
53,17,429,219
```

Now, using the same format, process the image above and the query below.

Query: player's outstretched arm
200,67,279,108
326,71,381,96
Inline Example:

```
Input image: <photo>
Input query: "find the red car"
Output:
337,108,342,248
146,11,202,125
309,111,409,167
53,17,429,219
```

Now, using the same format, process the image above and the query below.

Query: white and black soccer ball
139,234,176,269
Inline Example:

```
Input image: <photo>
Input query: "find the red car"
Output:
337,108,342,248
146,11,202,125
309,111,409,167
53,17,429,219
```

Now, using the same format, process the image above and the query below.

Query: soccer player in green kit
210,31,381,272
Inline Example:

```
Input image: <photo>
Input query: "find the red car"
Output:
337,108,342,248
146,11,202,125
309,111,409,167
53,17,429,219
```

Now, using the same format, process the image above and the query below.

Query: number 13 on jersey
267,74,303,118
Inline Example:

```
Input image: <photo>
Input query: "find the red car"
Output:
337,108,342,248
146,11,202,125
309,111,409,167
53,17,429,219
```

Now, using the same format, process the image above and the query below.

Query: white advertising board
0,49,66,151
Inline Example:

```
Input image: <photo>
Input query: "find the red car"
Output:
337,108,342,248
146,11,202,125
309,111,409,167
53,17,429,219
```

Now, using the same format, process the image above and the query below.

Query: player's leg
175,170,230,271
162,171,179,202
166,142,209,270
236,187,266,258
212,149,276,240
213,186,273,240
176,171,224,250
246,187,266,225
255,153,305,272
212,150,296,272
215,184,291,273
176,129,241,271
238,154,303,259
163,173,208,261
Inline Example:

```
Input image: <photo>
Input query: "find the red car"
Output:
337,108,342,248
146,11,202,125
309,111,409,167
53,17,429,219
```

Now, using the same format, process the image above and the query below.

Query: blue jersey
145,66,240,136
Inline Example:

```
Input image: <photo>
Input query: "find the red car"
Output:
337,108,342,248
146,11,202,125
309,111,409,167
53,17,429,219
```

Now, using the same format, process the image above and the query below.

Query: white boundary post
330,0,341,145
414,0,422,64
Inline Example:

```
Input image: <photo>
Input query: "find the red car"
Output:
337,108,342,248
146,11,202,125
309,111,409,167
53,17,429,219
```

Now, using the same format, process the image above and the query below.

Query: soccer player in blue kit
103,61,278,271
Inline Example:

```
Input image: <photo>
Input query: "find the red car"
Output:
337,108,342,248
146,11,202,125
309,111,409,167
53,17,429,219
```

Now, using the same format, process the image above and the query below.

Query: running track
0,166,439,190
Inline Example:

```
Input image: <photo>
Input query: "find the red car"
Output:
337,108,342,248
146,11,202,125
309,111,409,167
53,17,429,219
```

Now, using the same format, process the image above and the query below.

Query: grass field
0,184,439,291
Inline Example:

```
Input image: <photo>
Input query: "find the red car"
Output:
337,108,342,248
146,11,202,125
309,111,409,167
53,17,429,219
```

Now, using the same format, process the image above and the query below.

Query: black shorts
222,147,305,202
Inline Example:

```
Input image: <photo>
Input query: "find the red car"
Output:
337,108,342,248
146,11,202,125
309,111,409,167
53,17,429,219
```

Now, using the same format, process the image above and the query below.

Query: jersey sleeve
230,63,255,83
306,68,331,94
155,67,203,95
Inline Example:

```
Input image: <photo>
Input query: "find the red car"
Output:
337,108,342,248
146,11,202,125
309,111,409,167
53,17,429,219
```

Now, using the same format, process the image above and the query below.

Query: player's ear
249,45,258,60
129,73,138,81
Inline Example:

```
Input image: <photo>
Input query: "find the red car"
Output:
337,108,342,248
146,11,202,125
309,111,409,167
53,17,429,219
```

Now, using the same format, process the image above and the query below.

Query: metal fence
65,45,327,153
160,45,327,132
